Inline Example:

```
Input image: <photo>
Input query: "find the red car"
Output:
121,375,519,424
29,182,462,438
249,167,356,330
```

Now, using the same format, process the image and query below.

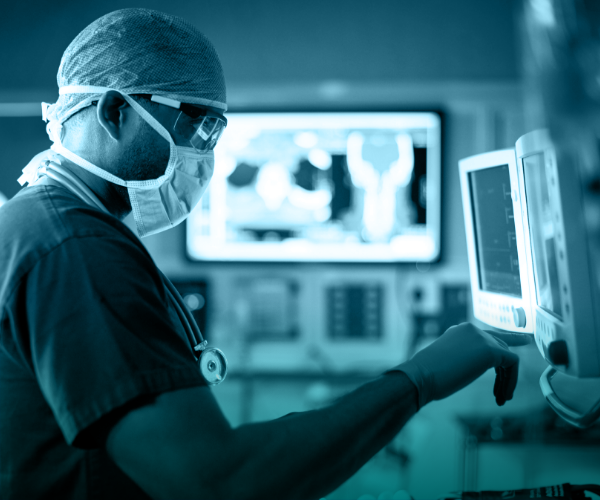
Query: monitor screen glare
186,112,442,262
468,165,522,297
522,153,563,318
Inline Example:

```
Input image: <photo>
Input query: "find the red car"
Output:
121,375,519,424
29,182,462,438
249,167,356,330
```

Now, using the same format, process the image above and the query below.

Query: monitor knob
511,306,527,328
548,339,569,367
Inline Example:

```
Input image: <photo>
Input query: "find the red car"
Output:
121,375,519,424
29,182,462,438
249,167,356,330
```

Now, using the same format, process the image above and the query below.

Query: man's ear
96,91,130,141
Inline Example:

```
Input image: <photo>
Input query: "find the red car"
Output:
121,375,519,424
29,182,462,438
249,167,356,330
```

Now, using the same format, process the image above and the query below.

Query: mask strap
121,94,174,145
48,86,178,188
50,143,129,187
59,85,175,145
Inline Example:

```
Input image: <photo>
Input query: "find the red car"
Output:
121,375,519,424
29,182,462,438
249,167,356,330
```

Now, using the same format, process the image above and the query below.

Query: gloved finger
494,367,507,406
492,336,509,350
481,330,510,350
485,331,533,347
494,349,520,404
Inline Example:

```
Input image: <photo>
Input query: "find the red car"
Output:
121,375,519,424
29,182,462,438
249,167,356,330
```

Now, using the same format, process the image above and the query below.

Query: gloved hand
389,322,533,409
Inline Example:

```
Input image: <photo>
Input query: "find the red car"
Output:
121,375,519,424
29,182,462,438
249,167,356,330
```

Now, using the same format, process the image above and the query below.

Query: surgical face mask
48,90,214,238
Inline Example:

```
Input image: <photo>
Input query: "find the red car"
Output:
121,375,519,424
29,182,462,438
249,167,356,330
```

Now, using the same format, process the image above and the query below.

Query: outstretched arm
105,323,531,500
106,371,417,500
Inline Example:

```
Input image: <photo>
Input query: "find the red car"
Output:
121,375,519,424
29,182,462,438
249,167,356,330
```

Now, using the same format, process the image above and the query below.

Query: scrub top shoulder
0,184,206,500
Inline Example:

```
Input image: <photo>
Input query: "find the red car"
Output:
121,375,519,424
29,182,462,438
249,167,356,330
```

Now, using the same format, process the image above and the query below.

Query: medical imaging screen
522,153,563,318
468,165,522,297
186,112,442,262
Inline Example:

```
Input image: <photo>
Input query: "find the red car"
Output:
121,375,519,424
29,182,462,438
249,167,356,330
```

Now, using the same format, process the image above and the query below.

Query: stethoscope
31,160,228,386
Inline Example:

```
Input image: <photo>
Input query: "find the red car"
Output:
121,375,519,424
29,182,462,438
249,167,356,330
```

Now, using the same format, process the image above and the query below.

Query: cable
159,270,204,354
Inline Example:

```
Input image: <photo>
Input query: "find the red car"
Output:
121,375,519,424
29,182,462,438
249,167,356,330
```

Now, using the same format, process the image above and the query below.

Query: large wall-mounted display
186,111,442,263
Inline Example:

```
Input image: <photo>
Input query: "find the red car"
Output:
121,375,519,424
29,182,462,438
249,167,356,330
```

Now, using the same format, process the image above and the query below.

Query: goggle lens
174,112,227,152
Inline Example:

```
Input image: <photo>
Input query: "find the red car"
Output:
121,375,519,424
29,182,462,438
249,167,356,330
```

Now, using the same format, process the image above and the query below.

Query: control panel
326,284,383,340
474,296,527,329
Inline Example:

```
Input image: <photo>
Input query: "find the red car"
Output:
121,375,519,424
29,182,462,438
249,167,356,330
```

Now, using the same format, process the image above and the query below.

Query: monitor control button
548,340,569,367
511,306,527,328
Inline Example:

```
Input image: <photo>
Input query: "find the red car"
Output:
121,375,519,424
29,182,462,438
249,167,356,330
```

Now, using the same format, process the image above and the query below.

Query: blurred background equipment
521,0,600,299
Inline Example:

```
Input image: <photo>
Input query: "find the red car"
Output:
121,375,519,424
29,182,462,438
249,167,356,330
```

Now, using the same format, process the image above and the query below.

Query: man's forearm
106,324,529,500
221,371,418,500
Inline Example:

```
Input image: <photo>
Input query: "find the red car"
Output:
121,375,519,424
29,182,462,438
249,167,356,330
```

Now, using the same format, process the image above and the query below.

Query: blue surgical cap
44,8,227,127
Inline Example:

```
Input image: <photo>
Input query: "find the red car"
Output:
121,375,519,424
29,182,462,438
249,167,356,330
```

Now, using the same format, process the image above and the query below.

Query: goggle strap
150,95,181,110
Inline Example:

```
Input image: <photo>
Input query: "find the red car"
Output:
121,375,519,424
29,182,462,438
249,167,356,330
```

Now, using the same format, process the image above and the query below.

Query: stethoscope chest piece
197,346,228,386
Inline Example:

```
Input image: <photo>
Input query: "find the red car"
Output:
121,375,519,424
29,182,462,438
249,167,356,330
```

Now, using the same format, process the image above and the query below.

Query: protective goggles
147,95,227,152
92,94,227,152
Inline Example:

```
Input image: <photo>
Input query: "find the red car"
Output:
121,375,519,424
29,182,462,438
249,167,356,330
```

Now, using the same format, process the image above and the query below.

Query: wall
1,0,519,91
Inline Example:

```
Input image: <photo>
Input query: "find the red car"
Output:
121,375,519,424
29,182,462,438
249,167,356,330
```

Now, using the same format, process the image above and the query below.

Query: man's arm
106,371,416,500
105,323,532,500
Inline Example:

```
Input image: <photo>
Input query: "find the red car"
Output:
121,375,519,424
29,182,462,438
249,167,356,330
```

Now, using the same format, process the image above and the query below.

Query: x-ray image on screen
522,153,563,318
468,165,522,297
186,112,441,262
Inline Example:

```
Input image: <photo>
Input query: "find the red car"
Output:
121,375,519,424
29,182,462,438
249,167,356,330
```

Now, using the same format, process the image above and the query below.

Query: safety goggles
146,95,227,152
93,94,227,152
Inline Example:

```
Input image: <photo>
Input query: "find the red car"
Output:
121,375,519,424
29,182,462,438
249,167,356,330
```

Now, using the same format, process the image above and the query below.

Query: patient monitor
516,129,600,379
517,130,600,427
460,131,600,427
459,149,533,333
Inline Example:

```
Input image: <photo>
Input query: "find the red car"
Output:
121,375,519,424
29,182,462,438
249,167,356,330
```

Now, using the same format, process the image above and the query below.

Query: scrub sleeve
21,232,206,447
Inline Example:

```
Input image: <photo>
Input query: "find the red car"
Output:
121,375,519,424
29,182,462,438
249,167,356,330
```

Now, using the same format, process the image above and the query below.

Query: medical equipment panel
516,129,600,378
326,283,383,340
459,149,533,333
185,111,442,263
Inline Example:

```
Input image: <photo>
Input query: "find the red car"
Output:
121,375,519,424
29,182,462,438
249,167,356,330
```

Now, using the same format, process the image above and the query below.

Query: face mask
48,90,214,238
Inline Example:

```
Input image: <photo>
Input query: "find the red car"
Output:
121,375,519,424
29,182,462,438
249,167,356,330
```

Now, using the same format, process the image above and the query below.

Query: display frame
459,148,533,333
184,107,444,264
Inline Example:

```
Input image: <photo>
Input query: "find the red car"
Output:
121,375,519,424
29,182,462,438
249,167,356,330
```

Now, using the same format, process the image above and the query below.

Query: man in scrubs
0,9,531,499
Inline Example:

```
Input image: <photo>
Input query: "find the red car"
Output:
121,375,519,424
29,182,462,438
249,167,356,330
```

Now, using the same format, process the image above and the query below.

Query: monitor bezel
184,108,444,264
516,129,600,377
459,148,533,333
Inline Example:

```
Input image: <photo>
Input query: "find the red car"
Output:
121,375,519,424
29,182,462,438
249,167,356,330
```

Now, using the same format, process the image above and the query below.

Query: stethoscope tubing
159,272,204,358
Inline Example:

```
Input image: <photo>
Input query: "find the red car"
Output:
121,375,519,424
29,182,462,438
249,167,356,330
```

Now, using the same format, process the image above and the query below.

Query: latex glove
390,322,533,409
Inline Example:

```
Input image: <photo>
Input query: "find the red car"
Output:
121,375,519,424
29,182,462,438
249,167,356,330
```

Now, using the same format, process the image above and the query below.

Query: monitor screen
522,152,563,318
186,111,442,262
468,165,522,297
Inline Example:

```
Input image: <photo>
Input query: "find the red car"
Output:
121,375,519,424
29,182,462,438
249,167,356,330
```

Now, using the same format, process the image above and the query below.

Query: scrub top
0,184,207,499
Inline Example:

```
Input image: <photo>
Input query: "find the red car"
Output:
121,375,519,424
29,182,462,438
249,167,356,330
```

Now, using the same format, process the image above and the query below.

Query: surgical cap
44,8,227,127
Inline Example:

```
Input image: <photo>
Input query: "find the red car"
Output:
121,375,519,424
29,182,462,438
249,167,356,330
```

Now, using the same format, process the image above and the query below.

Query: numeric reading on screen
522,153,563,319
468,165,522,297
